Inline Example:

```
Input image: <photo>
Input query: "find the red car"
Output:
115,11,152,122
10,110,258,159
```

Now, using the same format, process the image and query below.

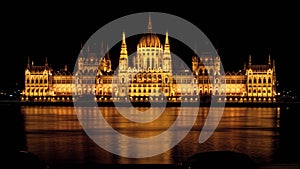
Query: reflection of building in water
21,17,276,103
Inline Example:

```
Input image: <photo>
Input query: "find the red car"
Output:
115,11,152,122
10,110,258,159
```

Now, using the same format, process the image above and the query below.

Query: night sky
2,2,298,96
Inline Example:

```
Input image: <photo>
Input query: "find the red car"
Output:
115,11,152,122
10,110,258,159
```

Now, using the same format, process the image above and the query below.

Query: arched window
36,79,38,83
27,79,30,83
258,78,261,83
204,69,208,75
210,68,214,75
249,78,252,83
268,77,271,83
147,58,150,67
253,78,257,83
263,78,266,83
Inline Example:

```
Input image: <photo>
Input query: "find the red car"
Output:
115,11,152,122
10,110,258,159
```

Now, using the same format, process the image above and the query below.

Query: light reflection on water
21,106,284,164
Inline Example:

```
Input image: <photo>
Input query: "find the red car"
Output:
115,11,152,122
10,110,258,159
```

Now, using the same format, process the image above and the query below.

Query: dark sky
2,2,299,96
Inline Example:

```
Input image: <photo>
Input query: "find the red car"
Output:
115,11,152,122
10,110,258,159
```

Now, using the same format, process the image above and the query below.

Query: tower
163,31,172,72
118,32,129,97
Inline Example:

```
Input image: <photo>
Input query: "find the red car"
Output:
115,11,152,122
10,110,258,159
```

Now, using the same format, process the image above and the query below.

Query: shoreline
0,100,297,108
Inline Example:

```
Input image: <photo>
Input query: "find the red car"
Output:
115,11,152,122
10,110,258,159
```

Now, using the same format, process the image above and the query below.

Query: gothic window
204,69,208,75
249,78,252,83
258,78,262,83
210,68,214,75
268,77,271,83
263,78,266,83
165,78,169,83
253,78,257,83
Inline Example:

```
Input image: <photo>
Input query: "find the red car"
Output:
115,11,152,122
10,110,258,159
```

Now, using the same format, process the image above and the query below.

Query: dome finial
148,12,152,33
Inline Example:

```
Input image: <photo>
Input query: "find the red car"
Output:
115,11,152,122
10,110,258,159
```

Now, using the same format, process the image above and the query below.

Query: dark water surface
3,104,299,166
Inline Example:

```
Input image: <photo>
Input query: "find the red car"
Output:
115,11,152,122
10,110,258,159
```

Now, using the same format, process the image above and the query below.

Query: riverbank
0,100,298,108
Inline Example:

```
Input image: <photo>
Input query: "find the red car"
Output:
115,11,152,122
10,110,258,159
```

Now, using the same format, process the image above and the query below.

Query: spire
101,41,104,57
165,31,169,45
45,57,48,67
120,32,128,59
64,64,68,71
122,32,126,46
78,42,83,57
106,44,110,60
248,54,252,67
87,45,90,53
148,13,152,33
273,59,276,73
27,56,30,69
268,54,271,65
164,31,170,54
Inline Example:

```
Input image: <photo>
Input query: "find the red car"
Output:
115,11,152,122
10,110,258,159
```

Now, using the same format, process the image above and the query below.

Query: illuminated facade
22,19,277,103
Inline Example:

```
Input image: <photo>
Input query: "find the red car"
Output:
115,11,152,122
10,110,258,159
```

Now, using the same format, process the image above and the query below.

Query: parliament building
21,19,277,103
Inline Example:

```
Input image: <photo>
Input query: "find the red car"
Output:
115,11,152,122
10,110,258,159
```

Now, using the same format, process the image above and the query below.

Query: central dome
138,33,161,48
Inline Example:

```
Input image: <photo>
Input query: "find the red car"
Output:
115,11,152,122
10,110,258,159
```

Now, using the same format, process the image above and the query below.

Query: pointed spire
148,13,152,33
164,31,170,52
106,44,110,60
79,42,84,57
120,32,128,59
273,59,276,72
27,56,30,69
122,32,126,46
248,54,252,67
64,64,68,71
101,41,104,57
45,56,48,67
165,31,169,45
268,54,271,65
87,45,90,53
